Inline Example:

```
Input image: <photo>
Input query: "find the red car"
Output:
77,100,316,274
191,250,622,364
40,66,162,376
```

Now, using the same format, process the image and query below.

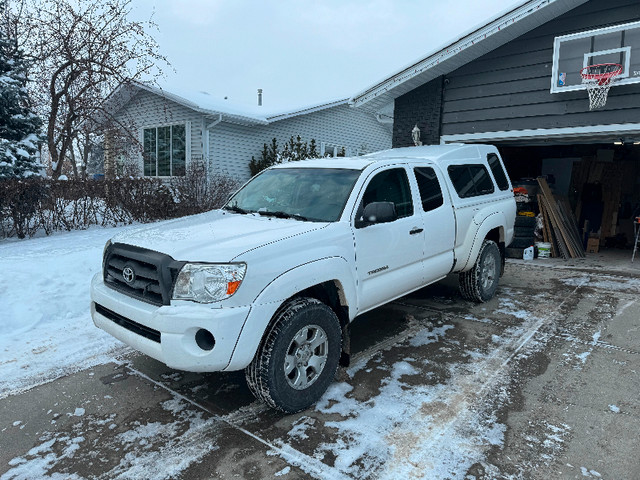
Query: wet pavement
1,255,640,479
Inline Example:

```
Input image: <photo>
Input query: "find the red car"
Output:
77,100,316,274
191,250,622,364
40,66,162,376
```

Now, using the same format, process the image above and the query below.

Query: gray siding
441,0,640,136
209,104,392,180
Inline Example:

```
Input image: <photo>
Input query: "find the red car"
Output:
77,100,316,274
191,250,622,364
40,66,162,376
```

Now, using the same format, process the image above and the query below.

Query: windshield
224,167,361,222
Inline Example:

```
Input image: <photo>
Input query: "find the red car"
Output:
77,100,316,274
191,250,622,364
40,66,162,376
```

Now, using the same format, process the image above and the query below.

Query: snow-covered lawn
0,226,135,398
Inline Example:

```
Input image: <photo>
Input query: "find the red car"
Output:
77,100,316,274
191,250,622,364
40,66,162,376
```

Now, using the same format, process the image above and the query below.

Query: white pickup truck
91,144,516,412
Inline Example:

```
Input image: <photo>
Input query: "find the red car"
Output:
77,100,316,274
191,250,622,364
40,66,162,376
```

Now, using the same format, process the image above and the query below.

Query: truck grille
103,243,185,306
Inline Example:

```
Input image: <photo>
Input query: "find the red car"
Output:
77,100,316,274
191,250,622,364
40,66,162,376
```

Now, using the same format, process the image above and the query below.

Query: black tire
505,246,525,259
515,216,536,228
245,297,342,413
509,237,536,248
514,225,535,238
459,239,501,303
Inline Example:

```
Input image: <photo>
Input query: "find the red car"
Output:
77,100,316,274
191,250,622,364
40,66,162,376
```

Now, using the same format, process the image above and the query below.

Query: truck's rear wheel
245,297,341,413
459,239,501,303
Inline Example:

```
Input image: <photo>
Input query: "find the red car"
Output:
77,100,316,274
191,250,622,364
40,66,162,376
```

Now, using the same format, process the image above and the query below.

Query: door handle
409,228,424,235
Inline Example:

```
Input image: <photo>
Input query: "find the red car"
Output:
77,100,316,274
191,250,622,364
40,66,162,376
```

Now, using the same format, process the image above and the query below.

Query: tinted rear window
448,164,495,198
414,167,444,212
487,153,510,191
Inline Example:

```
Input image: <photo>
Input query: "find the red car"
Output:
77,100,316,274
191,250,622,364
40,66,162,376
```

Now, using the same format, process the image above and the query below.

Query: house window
321,142,349,157
143,124,186,177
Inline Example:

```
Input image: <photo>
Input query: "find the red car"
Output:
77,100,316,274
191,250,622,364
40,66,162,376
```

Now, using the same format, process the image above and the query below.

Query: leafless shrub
0,171,241,239
170,162,240,215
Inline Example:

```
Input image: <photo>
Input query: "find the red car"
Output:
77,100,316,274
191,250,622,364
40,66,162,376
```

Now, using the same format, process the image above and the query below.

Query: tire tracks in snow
378,278,590,478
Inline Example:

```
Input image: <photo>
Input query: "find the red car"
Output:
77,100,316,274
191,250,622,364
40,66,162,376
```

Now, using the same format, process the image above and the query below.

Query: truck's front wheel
245,297,342,413
459,239,501,302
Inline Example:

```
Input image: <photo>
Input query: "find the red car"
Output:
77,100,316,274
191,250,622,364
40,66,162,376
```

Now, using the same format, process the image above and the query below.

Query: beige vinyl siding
209,104,391,180
111,88,392,181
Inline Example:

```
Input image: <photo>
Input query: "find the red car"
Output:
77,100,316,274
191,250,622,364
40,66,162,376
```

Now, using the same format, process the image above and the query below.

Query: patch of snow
275,466,291,476
576,352,590,364
580,466,602,477
287,416,315,441
408,324,453,347
561,276,640,294
4,436,84,480
0,226,139,398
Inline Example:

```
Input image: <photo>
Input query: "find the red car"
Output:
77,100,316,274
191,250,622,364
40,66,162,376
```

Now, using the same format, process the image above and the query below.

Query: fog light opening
195,329,215,351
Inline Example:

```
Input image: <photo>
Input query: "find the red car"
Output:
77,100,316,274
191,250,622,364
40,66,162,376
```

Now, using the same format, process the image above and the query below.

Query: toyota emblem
122,266,136,284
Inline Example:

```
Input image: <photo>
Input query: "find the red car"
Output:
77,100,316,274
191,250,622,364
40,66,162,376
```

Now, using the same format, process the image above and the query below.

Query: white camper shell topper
91,144,516,413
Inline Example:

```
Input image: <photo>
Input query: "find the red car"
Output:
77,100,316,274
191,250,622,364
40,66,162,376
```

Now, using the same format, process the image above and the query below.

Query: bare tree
5,0,168,179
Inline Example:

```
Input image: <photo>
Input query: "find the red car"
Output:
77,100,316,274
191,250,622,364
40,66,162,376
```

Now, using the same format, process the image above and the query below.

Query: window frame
447,164,495,199
357,166,414,226
413,166,444,212
321,142,350,158
487,153,510,191
140,122,190,178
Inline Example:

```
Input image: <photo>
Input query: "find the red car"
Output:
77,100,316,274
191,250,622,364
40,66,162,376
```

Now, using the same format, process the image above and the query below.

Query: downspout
205,114,223,181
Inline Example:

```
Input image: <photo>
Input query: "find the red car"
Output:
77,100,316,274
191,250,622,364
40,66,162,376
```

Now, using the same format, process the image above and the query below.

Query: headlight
173,263,246,303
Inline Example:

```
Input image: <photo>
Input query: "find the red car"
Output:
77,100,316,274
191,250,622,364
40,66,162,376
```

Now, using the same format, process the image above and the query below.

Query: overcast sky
132,0,524,110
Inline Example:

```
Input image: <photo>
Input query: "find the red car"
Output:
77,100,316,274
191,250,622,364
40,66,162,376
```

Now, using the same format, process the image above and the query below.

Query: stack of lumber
537,177,585,259
571,157,635,245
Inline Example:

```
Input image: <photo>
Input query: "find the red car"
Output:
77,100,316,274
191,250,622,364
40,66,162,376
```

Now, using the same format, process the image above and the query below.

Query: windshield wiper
223,205,250,214
258,210,308,221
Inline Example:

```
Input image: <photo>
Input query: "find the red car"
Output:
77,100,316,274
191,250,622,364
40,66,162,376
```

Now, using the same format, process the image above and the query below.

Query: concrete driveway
1,257,639,479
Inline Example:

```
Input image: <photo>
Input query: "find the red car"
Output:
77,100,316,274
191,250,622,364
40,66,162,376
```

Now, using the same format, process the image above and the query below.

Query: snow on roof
350,0,587,112
116,82,348,126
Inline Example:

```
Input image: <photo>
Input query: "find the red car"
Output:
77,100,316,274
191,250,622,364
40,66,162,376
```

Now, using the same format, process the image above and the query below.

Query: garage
350,0,640,258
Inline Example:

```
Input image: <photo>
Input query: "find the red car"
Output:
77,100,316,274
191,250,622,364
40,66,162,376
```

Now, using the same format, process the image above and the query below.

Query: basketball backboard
551,20,640,93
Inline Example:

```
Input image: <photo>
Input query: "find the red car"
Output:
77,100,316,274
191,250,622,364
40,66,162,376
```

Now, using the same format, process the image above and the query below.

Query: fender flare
224,256,357,371
458,213,506,272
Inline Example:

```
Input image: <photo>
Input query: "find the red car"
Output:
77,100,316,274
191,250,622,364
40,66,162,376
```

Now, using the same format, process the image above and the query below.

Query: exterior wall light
412,125,422,146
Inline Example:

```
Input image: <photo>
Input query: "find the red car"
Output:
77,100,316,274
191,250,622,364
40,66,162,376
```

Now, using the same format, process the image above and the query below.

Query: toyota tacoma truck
91,144,516,413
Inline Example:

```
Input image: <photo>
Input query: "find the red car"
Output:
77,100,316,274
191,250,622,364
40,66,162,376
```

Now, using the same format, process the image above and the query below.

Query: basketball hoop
580,63,622,110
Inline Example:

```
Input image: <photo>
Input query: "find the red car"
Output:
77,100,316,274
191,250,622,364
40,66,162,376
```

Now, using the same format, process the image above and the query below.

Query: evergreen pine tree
0,25,43,179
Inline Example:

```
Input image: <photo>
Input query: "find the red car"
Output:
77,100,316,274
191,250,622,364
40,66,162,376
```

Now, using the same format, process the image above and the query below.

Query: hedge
0,174,238,239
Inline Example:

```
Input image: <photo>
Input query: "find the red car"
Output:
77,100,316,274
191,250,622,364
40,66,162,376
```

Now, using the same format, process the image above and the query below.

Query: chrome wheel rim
481,253,498,292
284,324,328,390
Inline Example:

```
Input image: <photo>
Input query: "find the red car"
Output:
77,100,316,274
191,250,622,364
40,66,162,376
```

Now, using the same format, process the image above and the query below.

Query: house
99,82,392,181
350,0,640,246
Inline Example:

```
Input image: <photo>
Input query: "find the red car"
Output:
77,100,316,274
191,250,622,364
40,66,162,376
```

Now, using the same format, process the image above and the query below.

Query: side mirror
357,201,397,228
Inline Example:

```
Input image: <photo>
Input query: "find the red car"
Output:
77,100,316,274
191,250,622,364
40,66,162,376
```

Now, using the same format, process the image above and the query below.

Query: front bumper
90,273,250,372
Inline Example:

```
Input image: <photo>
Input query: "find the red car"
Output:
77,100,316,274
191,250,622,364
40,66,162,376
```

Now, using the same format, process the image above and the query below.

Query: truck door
412,166,455,281
352,166,425,313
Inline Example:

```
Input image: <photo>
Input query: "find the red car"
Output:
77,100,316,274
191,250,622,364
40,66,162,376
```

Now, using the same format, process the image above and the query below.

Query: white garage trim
441,123,640,144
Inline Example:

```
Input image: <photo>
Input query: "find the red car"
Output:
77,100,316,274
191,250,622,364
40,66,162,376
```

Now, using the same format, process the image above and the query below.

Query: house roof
103,81,349,127
349,0,587,113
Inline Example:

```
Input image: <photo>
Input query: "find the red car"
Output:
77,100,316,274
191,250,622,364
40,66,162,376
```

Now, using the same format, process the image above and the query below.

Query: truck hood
111,210,327,262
